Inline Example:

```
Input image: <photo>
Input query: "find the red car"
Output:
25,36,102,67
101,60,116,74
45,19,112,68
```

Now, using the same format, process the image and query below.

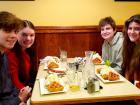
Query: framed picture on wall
0,0,34,1
115,0,140,1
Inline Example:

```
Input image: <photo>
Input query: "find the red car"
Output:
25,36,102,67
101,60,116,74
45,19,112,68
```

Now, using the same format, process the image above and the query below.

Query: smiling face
0,29,17,50
17,27,35,50
101,24,116,42
127,21,140,44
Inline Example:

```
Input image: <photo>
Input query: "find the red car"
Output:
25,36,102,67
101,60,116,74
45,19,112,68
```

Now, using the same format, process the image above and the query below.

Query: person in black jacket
0,11,31,105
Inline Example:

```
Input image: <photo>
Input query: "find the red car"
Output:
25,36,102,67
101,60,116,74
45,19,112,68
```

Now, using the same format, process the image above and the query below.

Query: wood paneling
35,25,123,67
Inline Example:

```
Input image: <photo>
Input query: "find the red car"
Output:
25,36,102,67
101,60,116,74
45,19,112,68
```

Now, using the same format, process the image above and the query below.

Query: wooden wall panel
35,25,123,68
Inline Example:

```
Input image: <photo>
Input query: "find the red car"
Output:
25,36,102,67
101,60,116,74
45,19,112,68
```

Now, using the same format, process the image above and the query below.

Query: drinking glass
66,63,80,92
60,50,67,62
85,51,93,59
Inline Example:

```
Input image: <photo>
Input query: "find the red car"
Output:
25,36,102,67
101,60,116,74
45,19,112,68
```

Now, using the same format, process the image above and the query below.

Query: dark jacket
0,54,21,105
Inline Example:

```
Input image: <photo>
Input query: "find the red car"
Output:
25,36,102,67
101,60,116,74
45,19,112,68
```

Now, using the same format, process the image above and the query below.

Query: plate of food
39,74,67,95
47,68,66,74
92,53,104,65
95,66,124,83
43,56,66,74
43,56,60,69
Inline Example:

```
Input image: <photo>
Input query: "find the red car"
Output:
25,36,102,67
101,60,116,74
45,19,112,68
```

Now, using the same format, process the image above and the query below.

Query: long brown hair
130,42,140,80
11,20,37,87
122,14,140,80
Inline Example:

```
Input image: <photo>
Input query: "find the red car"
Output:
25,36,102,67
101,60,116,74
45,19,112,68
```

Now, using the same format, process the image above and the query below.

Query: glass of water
60,50,67,62
85,51,93,59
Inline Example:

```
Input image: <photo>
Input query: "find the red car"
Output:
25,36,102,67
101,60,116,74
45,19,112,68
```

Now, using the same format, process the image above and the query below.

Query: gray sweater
102,32,124,75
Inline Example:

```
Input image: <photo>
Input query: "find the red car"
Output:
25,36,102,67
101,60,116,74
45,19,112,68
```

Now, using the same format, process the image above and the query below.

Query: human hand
19,102,26,105
18,86,32,102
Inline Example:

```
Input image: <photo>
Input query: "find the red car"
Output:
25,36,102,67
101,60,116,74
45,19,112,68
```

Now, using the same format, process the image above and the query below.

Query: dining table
30,58,140,105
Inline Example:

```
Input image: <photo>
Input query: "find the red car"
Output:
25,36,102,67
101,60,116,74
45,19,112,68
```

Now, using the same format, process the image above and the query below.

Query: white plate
43,56,60,69
95,73,124,83
39,78,67,95
44,63,66,74
43,56,66,73
95,66,124,83
44,63,65,70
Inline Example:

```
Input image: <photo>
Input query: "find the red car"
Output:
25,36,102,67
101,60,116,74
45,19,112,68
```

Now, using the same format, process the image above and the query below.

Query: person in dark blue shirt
0,11,31,105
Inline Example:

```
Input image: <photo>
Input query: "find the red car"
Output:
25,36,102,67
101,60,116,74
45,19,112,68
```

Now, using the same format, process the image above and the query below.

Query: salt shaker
87,77,94,94
94,78,100,92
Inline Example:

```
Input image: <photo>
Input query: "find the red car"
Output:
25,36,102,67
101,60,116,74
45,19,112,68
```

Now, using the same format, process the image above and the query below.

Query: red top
6,49,30,90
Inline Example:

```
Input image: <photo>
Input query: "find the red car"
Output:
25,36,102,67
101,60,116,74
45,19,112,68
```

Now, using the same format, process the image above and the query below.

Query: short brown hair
99,16,116,31
0,11,23,32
